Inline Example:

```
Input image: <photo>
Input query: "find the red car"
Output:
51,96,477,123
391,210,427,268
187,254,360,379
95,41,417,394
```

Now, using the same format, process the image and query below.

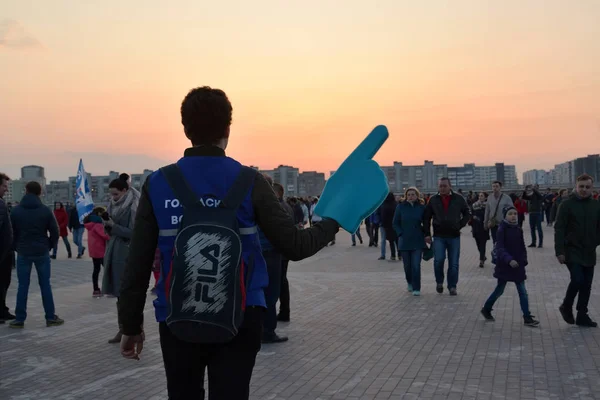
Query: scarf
107,189,137,226
472,200,486,211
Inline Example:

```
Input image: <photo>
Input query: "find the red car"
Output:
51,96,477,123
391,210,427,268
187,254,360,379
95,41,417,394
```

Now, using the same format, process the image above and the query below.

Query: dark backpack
160,164,257,344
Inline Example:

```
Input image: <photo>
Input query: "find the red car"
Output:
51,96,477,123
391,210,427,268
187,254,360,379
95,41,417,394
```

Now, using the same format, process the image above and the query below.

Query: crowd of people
1,86,599,400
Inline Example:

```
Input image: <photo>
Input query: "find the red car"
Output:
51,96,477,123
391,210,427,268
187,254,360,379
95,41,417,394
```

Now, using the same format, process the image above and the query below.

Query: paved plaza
1,225,600,400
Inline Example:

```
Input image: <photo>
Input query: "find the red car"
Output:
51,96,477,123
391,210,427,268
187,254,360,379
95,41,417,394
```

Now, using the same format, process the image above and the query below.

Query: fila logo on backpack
160,164,257,344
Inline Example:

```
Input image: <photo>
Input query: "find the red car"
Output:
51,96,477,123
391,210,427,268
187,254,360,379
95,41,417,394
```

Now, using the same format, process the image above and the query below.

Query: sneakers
559,305,575,325
481,308,495,321
378,257,385,260
436,284,443,294
412,290,420,296
351,243,356,247
46,315,65,327
527,244,536,248
93,290,103,298
359,238,363,244
407,284,413,292
479,261,484,268
262,333,289,344
9,320,24,329
524,315,540,327
576,313,598,328
449,288,458,296
537,244,543,248
389,257,397,262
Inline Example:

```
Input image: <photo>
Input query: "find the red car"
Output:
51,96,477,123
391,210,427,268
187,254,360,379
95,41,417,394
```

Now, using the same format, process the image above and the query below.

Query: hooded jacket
10,194,59,257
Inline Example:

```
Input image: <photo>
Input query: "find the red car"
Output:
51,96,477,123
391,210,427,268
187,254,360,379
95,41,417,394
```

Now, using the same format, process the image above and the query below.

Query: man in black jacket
522,184,544,248
0,173,15,322
423,178,471,295
117,86,345,400
9,181,63,328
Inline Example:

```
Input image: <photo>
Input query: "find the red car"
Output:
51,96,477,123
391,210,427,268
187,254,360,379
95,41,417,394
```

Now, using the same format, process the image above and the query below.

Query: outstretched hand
315,126,389,233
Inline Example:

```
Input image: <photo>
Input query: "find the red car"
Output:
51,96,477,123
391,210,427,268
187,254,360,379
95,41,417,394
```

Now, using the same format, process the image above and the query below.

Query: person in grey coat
103,178,138,344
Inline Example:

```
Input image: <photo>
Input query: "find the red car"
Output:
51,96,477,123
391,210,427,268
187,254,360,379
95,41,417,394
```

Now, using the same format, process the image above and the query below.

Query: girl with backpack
480,206,540,327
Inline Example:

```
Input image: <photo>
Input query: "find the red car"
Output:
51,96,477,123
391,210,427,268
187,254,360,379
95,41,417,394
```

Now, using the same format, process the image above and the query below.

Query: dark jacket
550,196,566,223
554,194,600,267
0,198,12,262
10,194,59,257
393,200,426,251
494,221,528,283
259,198,293,253
381,195,397,241
68,207,82,230
118,146,339,336
423,192,470,238
470,201,489,241
522,189,543,213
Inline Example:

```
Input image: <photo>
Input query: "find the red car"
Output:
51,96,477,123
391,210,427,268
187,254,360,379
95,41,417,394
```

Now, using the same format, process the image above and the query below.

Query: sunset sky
2,1,599,181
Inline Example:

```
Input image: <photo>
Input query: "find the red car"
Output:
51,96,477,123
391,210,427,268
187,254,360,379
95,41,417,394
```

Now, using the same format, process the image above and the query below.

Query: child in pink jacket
84,208,110,297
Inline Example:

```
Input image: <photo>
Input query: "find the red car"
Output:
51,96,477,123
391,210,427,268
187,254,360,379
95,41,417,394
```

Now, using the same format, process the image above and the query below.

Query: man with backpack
117,86,389,400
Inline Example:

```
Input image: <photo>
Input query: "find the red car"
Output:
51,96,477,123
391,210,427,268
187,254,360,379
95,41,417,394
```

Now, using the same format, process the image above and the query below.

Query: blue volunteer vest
148,156,268,322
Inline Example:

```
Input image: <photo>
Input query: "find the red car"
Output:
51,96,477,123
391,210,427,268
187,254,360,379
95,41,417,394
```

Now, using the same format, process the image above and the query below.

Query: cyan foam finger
344,125,389,164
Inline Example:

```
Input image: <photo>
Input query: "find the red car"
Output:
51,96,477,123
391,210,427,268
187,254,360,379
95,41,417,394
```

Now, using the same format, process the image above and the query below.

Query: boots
108,325,123,344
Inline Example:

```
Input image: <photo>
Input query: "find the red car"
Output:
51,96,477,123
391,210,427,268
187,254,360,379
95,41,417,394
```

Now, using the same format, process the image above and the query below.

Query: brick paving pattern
1,225,600,399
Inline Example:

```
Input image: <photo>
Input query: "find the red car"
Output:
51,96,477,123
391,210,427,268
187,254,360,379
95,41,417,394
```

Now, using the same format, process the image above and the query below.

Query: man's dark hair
181,86,233,146
492,180,503,186
119,173,130,182
273,183,284,197
0,173,9,186
577,173,594,183
26,181,42,196
109,178,129,191
439,177,451,185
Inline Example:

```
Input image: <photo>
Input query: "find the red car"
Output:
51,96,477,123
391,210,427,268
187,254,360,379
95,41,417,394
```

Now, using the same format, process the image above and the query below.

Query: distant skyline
2,1,599,181
0,153,591,183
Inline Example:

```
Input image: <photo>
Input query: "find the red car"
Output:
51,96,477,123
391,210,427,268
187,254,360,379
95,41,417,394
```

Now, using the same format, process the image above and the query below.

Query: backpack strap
159,164,200,208
221,167,258,211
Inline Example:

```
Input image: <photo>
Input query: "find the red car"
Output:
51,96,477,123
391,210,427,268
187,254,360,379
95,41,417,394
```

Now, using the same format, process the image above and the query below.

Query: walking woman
471,192,490,268
393,187,426,295
380,192,399,261
103,178,138,344
52,203,72,259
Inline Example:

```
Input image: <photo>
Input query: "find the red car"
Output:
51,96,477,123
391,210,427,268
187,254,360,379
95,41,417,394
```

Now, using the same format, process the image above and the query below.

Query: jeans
279,260,290,317
475,237,487,262
490,226,499,244
483,280,531,317
15,254,56,322
351,227,363,244
0,251,13,316
380,227,387,258
433,237,461,288
370,223,379,246
518,213,525,228
159,306,264,400
563,263,595,314
52,236,72,257
401,249,423,291
72,227,85,256
262,251,282,335
528,213,543,245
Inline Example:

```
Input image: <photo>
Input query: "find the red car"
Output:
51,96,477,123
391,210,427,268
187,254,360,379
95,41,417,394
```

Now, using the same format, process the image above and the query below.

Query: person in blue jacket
393,188,426,295
117,86,389,400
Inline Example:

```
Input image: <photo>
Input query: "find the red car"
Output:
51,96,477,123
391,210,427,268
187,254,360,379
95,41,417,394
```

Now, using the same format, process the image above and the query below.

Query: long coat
54,208,69,237
102,207,133,297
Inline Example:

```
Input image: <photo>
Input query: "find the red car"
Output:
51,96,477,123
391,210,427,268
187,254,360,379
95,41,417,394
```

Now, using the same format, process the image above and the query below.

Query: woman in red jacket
52,203,72,259
514,197,528,229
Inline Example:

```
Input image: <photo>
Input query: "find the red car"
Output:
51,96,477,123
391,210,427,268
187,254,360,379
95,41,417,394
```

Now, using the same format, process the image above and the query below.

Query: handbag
422,245,434,261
